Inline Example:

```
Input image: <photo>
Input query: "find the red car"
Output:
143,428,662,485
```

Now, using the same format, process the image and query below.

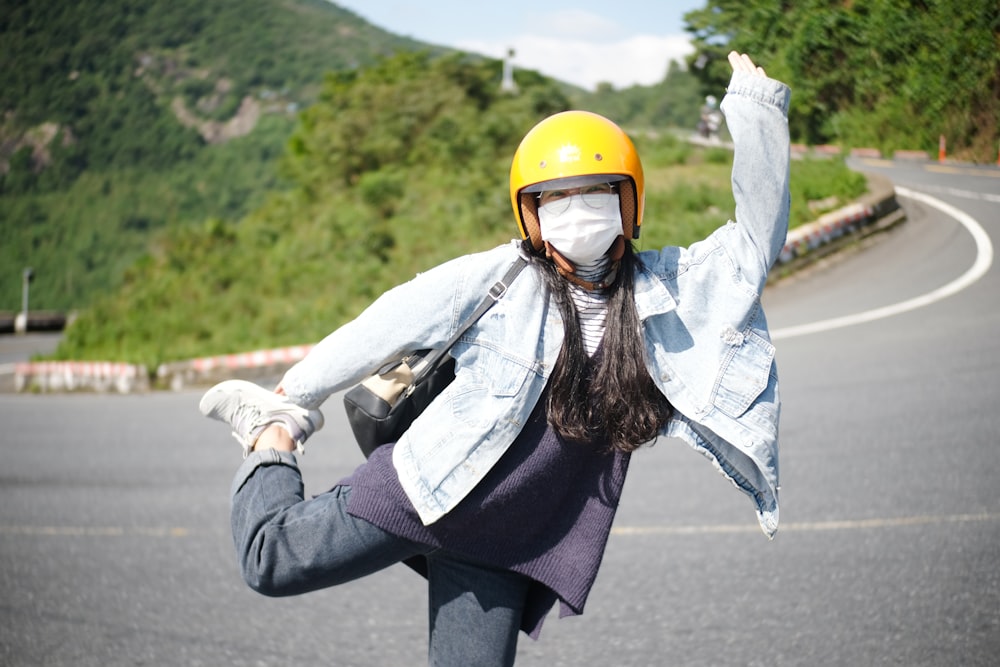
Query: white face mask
538,193,622,264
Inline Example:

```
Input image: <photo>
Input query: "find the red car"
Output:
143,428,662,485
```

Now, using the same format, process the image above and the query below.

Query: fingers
728,51,767,77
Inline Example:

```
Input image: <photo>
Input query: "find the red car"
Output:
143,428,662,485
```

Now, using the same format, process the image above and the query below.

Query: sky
328,1,705,91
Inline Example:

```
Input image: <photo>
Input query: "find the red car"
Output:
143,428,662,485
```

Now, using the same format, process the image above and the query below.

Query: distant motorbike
697,95,722,141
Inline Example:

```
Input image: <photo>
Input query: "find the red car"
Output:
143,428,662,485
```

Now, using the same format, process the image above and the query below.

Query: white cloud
456,9,692,91
331,3,698,91
529,8,628,40
458,33,694,91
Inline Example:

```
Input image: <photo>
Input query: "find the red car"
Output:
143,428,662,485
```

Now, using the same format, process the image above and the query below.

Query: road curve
0,160,998,666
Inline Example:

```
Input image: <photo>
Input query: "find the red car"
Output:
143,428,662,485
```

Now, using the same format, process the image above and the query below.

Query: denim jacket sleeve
638,71,791,539
278,246,521,409
719,70,792,288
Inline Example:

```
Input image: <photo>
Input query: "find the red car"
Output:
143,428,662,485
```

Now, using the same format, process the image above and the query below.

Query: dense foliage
684,0,1000,162
575,62,706,133
0,0,430,311
5,0,885,369
1,0,425,181
54,51,865,370
55,53,572,366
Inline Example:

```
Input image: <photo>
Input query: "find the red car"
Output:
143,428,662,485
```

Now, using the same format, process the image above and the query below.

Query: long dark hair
524,239,673,452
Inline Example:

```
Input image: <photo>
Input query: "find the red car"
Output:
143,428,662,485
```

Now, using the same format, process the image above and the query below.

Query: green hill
4,1,872,373
1,0,434,312
0,0,710,331
49,48,866,371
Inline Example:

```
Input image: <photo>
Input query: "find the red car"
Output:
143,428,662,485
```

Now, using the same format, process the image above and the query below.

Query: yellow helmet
509,110,644,251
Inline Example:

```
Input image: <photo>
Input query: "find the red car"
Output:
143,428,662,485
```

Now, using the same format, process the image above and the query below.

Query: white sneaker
199,380,324,457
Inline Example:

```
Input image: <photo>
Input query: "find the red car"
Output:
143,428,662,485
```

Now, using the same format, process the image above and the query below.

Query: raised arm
720,51,792,289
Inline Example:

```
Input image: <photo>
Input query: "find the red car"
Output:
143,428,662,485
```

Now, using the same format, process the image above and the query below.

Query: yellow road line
857,158,999,177
926,165,1000,177
858,158,895,168
0,525,190,537
612,512,1000,537
926,165,963,174
4,512,997,539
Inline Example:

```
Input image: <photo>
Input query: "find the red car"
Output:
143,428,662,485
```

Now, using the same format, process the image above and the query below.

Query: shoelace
228,401,266,457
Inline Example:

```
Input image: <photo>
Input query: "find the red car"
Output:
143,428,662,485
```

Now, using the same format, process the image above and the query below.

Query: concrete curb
12,361,149,394
773,171,904,276
155,345,313,391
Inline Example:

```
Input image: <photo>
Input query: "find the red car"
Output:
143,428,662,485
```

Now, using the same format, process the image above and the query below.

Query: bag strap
410,256,528,385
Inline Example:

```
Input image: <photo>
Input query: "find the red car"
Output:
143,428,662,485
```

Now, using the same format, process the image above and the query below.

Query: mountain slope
0,0,435,311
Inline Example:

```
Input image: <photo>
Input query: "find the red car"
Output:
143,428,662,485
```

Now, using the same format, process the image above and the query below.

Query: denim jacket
281,71,791,538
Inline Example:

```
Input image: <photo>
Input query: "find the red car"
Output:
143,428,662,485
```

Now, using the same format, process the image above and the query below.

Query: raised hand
728,51,766,77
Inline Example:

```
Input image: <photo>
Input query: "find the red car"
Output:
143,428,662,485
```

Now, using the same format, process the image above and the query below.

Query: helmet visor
520,173,627,194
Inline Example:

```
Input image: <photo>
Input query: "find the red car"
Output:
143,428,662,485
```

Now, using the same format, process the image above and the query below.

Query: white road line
919,184,1000,204
771,187,994,340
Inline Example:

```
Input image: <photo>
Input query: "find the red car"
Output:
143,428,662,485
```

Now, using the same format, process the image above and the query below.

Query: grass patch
638,142,869,249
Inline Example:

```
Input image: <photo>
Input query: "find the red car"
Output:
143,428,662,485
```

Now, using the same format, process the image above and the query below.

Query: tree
684,0,1000,160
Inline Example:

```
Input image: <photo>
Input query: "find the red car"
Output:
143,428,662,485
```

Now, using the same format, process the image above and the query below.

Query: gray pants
230,449,531,666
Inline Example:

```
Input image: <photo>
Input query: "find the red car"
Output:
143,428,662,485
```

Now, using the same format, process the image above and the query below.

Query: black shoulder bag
343,257,527,458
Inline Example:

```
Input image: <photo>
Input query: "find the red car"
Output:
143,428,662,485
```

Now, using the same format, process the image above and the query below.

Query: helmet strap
544,241,576,273
608,235,626,261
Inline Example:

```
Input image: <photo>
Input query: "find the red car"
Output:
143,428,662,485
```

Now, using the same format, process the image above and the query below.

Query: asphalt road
1,161,997,666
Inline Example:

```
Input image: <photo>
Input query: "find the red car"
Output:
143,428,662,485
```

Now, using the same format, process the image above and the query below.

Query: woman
201,52,789,665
